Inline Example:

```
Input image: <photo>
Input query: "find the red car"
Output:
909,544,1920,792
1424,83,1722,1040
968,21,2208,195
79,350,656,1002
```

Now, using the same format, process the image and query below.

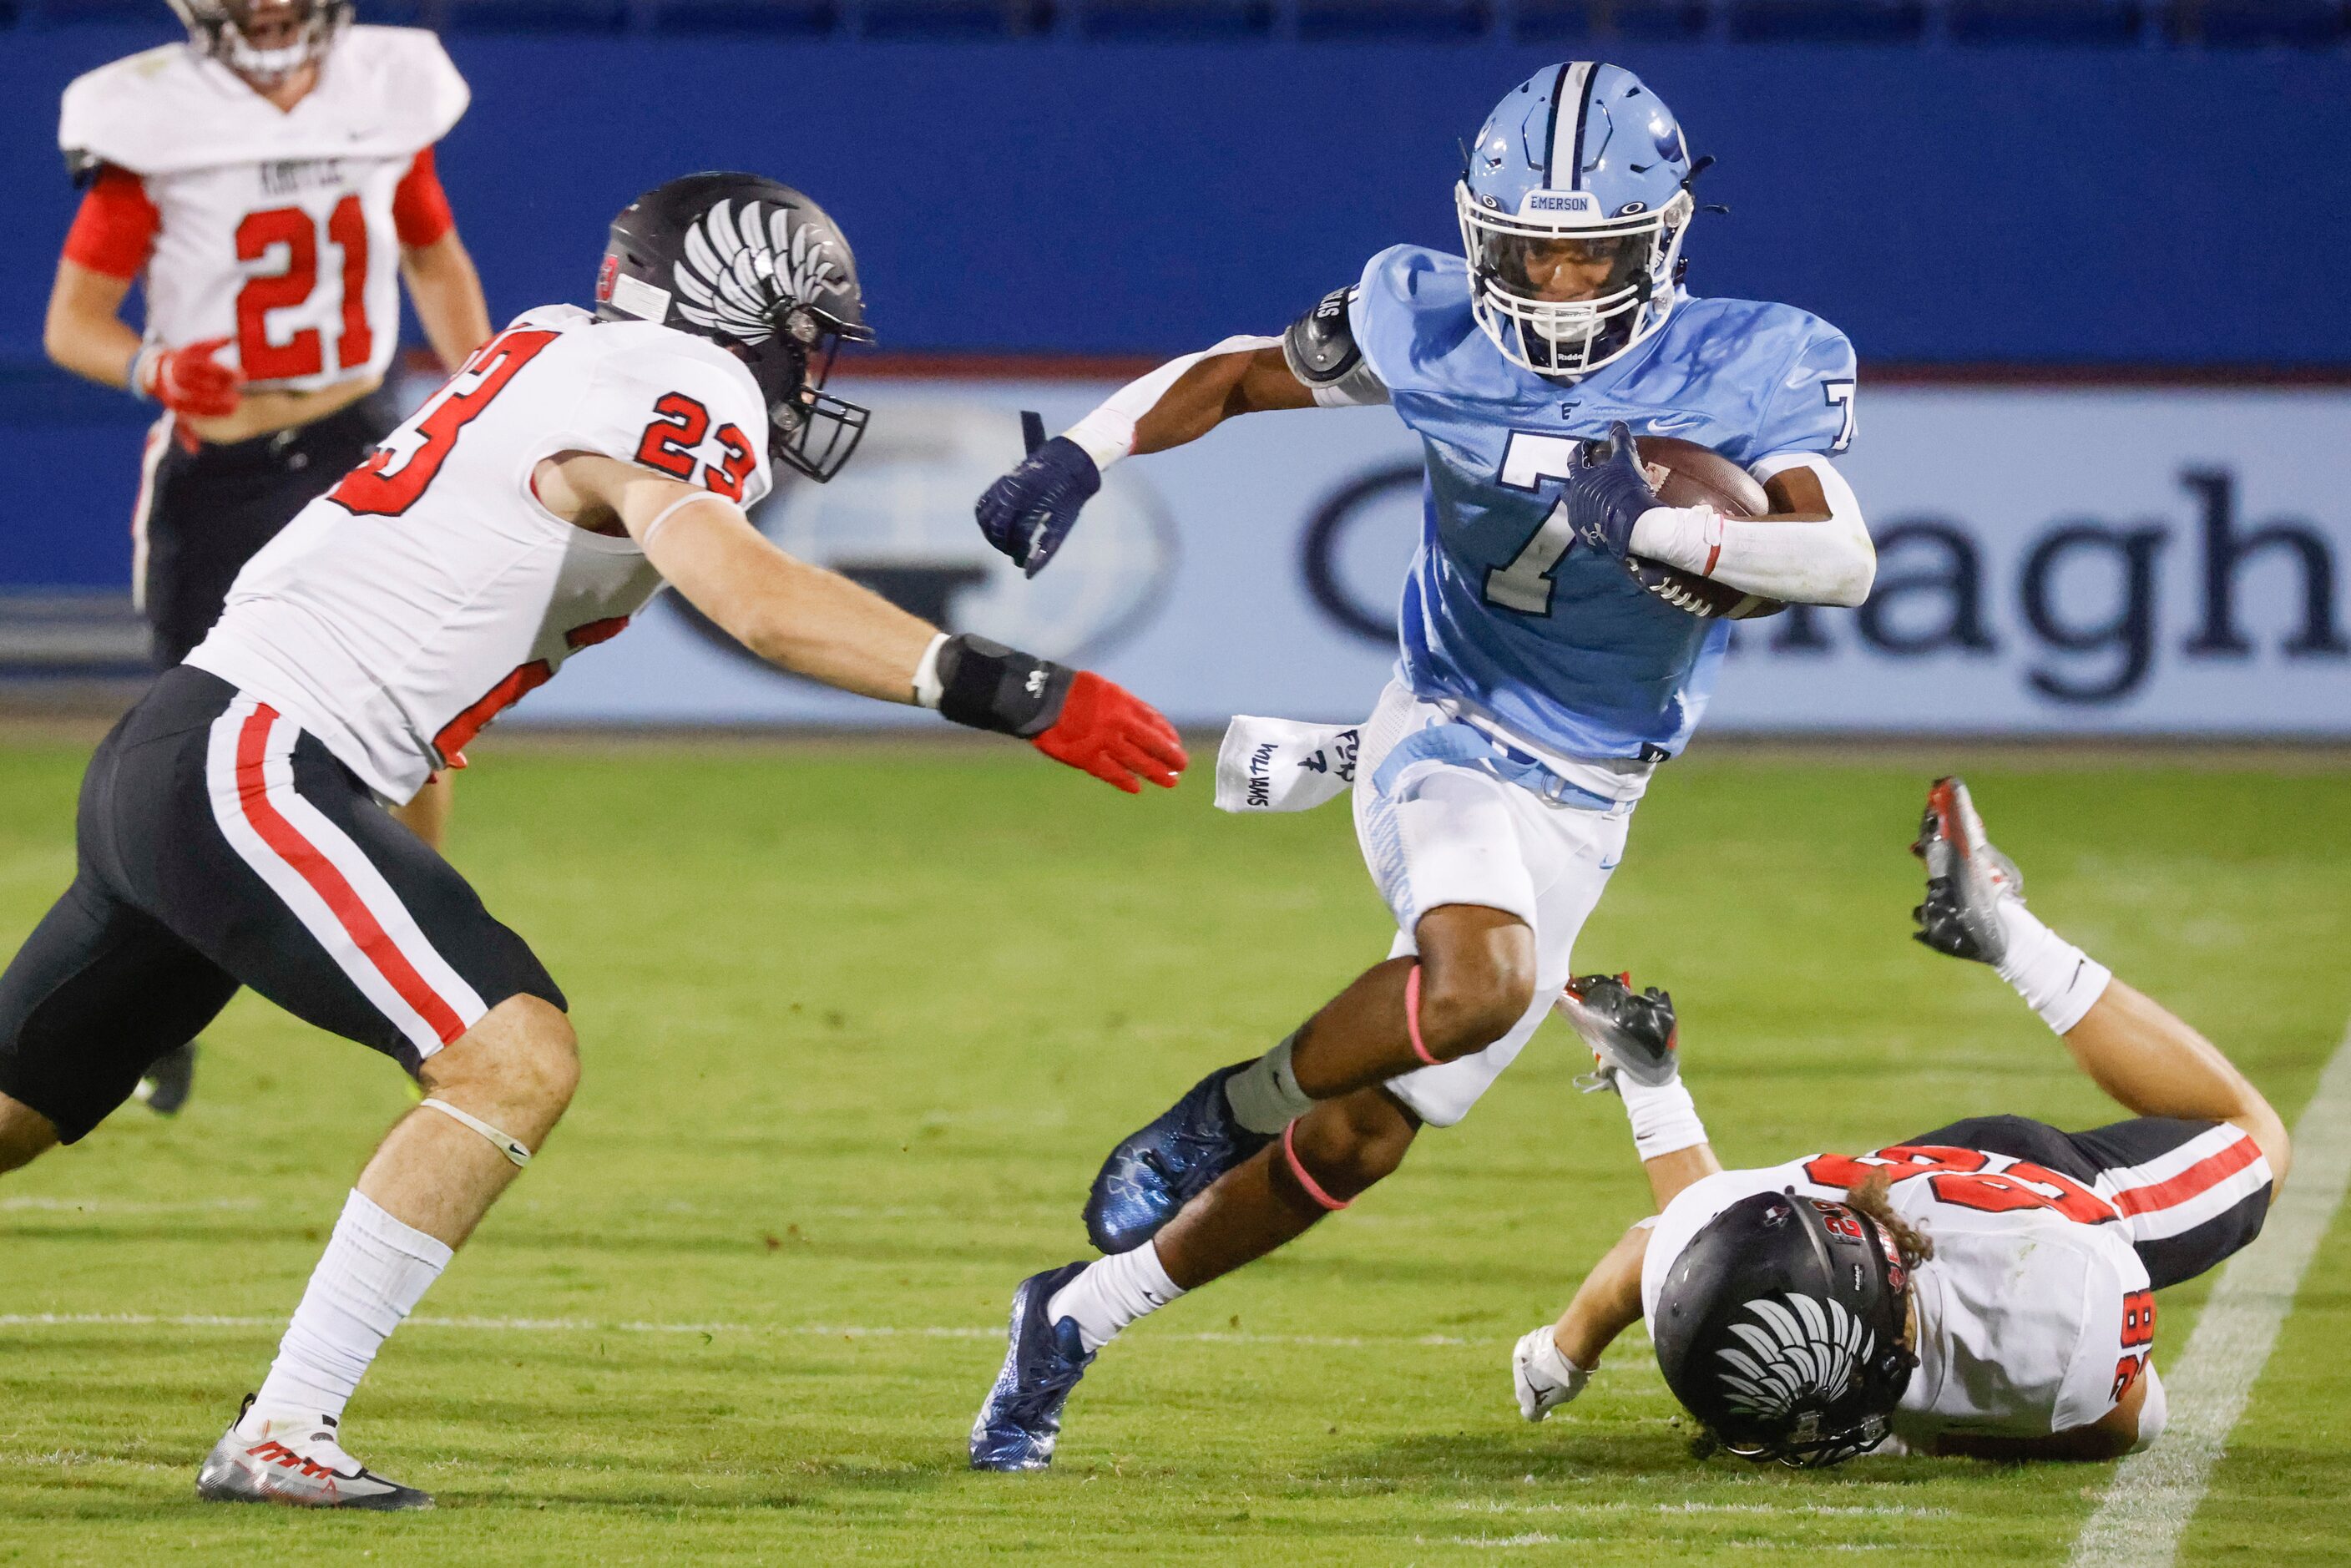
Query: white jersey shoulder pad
326,27,470,151
559,319,775,507
59,26,466,180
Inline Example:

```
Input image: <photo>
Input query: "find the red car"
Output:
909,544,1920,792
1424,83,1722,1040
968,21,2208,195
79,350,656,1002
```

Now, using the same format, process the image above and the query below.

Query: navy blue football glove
974,412,1102,579
1564,421,1662,560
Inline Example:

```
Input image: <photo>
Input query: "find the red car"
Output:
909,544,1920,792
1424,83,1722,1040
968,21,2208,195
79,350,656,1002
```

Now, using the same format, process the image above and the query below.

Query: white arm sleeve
1625,452,1876,609
1060,335,1283,469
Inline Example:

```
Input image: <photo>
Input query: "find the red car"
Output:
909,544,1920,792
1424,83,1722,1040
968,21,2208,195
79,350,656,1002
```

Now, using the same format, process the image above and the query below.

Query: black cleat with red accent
1557,972,1680,1090
1911,776,2023,966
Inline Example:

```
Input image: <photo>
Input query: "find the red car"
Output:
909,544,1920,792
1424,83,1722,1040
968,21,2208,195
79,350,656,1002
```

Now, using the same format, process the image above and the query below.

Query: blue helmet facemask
1456,62,1698,380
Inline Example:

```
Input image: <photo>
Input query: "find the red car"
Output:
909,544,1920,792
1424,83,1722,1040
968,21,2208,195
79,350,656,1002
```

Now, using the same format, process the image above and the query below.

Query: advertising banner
518,377,2351,736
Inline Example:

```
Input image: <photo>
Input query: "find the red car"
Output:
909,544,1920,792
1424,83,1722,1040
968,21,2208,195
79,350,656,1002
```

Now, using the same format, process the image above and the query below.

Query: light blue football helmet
1455,63,1698,379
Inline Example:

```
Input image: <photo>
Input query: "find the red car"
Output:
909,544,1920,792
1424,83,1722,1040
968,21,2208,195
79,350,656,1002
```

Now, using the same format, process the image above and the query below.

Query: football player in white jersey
1510,779,2288,1465
46,0,492,1112
46,0,488,841
0,173,1188,1510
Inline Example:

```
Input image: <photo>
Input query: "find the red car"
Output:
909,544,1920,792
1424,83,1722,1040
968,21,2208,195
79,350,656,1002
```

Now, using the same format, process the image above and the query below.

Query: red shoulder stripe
392,146,455,249
62,165,159,280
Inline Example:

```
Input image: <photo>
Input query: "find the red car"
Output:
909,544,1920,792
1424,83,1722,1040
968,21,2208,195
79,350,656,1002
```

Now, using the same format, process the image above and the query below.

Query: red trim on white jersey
203,696,485,1054
62,164,159,281
2096,1124,2273,1244
391,147,453,250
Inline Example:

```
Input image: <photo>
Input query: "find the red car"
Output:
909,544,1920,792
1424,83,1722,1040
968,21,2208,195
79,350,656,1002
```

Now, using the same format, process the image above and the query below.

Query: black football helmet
597,174,875,483
1651,1189,1918,1468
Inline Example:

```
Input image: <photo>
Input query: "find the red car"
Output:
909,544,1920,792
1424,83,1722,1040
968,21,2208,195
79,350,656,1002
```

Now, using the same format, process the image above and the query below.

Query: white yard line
0,1311,1465,1349
2069,1015,2351,1568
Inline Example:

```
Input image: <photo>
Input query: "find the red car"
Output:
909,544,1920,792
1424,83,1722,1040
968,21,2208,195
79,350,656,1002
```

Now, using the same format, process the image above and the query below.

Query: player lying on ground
968,63,1874,1471
1512,778,2288,1464
49,0,496,1110
0,173,1186,1511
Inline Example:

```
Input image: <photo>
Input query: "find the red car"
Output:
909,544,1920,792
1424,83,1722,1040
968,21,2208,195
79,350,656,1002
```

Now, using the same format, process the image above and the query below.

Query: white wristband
1620,1076,1708,1161
1626,503,1725,575
911,631,949,710
1062,409,1136,471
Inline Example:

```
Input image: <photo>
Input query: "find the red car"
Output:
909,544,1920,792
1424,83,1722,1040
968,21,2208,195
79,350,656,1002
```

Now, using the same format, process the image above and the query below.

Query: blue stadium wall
3,30,2348,590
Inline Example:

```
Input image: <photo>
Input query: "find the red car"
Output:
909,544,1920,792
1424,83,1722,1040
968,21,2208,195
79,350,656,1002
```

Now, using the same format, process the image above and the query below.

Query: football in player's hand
1625,436,1786,620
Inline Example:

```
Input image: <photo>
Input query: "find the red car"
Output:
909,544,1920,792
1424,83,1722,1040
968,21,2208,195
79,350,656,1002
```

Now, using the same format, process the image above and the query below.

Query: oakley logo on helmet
1715,1292,1875,1424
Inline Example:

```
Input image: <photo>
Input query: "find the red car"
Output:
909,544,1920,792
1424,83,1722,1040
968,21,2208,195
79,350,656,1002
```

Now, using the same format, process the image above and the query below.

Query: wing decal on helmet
673,199,849,345
1713,1293,1875,1422
782,218,847,313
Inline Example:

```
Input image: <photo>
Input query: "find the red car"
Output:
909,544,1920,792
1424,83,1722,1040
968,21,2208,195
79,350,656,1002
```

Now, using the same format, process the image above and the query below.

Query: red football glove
1031,670,1187,794
136,336,243,419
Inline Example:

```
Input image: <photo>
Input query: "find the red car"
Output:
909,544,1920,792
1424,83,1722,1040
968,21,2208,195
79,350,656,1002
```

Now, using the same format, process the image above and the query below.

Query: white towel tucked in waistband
1213,716,1362,813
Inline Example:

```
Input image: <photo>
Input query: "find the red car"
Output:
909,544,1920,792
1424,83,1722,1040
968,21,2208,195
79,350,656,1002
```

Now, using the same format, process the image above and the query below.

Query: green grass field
2,736,2347,1565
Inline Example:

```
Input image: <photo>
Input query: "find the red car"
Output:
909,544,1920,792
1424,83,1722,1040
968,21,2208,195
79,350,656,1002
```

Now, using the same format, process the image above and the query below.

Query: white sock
1620,1075,1708,1161
248,1191,452,1425
1046,1241,1186,1354
1225,1033,1313,1136
1994,900,2112,1035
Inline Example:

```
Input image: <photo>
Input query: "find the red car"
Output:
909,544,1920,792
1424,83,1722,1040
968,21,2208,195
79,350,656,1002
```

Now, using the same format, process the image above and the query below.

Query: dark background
3,21,2347,585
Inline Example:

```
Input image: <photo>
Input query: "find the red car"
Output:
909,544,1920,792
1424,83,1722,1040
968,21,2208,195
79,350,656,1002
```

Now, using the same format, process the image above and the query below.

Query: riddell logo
595,255,619,304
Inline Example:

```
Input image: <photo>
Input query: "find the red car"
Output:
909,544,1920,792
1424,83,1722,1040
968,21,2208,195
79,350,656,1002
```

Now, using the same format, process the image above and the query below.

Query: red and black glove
928,635,1186,794
1031,670,1186,794
134,336,242,420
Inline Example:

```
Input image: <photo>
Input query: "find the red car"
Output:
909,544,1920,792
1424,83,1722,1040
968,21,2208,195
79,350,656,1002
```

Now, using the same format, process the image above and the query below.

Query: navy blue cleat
1083,1062,1273,1255
969,1262,1095,1472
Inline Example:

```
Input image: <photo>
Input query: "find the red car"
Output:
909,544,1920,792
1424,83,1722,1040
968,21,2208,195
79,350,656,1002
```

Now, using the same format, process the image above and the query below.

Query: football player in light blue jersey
968,62,1879,1471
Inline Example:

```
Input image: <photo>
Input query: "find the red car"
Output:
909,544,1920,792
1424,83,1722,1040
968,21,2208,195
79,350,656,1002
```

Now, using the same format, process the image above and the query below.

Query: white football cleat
195,1397,432,1510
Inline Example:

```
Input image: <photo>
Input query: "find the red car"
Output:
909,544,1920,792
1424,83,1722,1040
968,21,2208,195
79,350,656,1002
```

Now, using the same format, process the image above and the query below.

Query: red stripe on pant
235,705,468,1045
2111,1133,2263,1219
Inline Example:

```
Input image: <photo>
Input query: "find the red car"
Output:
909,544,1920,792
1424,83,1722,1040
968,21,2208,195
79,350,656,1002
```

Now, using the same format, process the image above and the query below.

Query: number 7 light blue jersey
1347,243,1858,761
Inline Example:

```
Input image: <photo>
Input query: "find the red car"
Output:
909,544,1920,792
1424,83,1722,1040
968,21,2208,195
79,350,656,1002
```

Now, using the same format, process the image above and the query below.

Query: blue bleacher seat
1947,0,2145,44
1509,0,1596,36
1605,0,1711,37
439,0,630,31
1727,0,1927,42
2177,0,2348,44
648,0,834,30
1075,0,1272,37
1296,0,1489,37
857,0,1047,36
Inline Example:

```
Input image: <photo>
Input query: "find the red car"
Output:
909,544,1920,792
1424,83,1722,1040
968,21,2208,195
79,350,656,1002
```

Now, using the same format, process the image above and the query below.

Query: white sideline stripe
0,1312,1469,1348
2068,1015,2351,1568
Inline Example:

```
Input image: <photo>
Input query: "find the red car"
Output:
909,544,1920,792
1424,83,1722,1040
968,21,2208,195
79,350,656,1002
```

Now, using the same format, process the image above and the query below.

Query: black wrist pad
935,634,1074,738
